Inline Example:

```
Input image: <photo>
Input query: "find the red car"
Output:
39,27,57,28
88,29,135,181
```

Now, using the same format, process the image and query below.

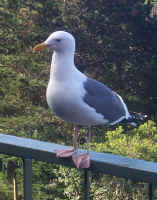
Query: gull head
33,31,75,54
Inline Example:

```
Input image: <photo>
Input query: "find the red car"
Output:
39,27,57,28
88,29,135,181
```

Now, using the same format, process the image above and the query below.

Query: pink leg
72,126,91,169
56,126,91,169
56,126,78,158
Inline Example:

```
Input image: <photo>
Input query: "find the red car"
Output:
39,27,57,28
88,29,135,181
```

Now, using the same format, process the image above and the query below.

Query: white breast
46,74,108,125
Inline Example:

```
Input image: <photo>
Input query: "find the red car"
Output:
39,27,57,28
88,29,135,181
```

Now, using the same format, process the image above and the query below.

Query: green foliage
27,121,156,200
92,121,157,161
0,0,157,199
59,0,157,115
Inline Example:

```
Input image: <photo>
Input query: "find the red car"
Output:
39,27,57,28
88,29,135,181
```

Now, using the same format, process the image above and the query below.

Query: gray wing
83,78,127,124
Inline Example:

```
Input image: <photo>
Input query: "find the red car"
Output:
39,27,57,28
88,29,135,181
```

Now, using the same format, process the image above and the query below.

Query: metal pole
149,183,155,200
23,159,32,200
84,169,90,200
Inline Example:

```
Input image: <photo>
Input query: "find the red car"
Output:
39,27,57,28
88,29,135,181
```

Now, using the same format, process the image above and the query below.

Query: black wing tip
121,111,148,127
108,112,148,131
130,111,148,122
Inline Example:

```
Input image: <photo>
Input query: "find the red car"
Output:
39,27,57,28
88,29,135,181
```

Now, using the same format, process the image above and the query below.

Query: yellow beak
33,42,48,53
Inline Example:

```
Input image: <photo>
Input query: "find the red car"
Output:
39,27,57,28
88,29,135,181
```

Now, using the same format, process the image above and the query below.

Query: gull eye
56,38,61,42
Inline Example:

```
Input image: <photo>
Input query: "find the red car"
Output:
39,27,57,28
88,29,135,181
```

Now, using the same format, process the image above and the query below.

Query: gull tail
121,112,148,127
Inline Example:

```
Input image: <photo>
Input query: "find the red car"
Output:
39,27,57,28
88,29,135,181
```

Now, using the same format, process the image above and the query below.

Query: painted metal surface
23,159,32,200
0,133,156,199
0,133,157,184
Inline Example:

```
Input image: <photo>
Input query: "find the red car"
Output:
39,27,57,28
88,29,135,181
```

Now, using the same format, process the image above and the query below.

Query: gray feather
83,78,126,124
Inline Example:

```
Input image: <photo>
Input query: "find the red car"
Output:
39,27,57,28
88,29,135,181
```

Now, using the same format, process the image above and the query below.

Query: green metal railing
0,133,156,200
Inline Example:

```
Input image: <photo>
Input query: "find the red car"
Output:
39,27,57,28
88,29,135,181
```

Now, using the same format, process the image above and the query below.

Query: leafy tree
59,0,157,116
0,0,157,199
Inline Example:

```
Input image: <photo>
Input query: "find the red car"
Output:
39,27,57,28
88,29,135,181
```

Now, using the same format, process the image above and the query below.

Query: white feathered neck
50,51,85,83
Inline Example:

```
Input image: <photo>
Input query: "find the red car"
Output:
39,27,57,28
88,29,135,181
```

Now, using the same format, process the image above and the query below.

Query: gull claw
56,149,74,158
72,152,90,168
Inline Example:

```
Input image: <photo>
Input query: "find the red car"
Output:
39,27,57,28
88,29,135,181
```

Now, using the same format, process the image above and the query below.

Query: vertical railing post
149,183,155,200
23,159,32,200
84,169,90,200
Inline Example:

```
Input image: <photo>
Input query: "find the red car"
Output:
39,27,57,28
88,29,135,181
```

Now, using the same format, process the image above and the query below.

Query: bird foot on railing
72,152,90,169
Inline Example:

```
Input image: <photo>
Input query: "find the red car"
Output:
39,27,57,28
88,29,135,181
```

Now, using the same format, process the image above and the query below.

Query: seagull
33,31,145,168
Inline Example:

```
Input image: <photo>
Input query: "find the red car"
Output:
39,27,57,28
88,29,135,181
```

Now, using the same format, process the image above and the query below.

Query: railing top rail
0,133,157,184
